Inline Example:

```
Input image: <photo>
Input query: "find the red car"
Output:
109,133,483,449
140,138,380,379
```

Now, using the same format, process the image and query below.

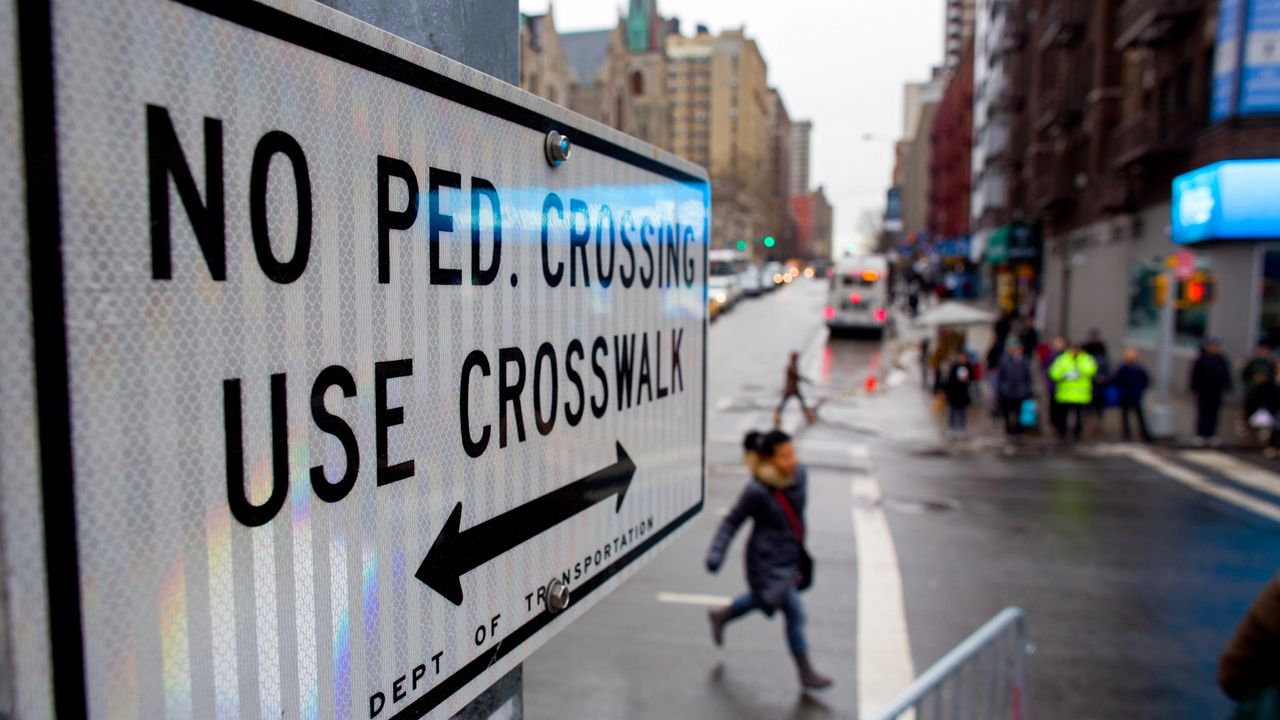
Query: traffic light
735,240,747,251
763,236,776,248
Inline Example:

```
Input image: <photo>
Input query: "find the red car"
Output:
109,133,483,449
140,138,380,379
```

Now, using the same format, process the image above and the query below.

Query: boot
708,606,732,647
792,653,833,689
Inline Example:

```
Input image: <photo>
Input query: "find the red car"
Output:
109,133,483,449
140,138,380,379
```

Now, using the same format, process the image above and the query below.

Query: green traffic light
763,236,776,248
735,240,747,251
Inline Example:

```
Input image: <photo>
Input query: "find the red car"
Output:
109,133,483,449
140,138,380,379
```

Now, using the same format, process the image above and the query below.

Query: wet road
522,279,1280,719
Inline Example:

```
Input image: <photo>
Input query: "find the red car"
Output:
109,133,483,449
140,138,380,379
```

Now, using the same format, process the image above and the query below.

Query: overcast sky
517,0,944,253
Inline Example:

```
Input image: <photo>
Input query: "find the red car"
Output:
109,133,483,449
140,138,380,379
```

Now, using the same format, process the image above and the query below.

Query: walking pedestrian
1048,343,1098,442
942,351,975,440
1113,348,1154,442
1243,343,1276,439
1190,337,1233,447
705,429,832,690
1083,329,1111,425
774,352,816,427
1219,573,1280,713
997,342,1033,438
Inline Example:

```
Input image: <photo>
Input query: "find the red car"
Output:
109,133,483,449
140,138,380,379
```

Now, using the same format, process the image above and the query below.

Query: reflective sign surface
3,1,708,717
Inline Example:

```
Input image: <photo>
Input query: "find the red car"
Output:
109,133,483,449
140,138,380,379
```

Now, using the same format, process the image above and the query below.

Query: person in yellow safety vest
1048,345,1098,442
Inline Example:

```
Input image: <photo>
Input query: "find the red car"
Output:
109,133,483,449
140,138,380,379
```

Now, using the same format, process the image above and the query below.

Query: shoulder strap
772,489,804,542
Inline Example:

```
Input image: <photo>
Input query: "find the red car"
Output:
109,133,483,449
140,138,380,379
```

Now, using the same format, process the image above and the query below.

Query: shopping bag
931,393,945,415
1103,384,1121,408
1019,398,1038,427
1249,408,1276,430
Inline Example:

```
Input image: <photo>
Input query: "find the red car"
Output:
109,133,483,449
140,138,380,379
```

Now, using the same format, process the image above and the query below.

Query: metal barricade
872,607,1034,720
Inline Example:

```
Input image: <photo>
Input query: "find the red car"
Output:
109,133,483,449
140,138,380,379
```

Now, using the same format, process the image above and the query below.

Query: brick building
997,0,1280,400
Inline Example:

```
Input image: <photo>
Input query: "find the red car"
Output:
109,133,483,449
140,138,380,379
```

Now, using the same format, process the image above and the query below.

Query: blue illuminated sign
1172,159,1280,243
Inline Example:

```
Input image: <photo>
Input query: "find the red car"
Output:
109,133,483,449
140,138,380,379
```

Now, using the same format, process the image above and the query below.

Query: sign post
1,1,709,718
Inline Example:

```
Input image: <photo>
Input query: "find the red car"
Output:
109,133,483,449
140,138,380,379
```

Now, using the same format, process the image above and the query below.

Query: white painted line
1100,445,1280,524
1180,450,1280,499
852,474,916,719
655,592,732,607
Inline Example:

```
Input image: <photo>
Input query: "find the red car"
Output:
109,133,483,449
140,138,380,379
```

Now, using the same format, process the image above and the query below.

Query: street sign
1171,250,1197,281
1,1,708,718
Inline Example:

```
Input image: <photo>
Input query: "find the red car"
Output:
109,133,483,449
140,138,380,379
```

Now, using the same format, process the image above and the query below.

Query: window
1262,246,1280,346
631,70,644,96
1127,255,1213,347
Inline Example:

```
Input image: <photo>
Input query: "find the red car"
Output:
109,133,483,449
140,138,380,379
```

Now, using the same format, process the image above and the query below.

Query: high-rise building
666,26,774,250
943,0,976,73
769,88,798,257
789,120,812,195
929,37,974,240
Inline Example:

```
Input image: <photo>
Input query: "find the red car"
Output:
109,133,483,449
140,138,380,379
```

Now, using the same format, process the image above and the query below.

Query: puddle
882,495,960,514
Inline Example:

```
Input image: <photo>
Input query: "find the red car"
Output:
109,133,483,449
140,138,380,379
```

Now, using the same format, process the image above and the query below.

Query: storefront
985,222,1042,316
1170,159,1280,351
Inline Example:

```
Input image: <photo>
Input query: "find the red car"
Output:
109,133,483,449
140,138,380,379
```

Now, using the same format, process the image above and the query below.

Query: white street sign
1,1,708,718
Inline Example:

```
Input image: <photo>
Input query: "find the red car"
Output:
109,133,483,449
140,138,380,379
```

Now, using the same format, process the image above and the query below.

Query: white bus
825,254,891,337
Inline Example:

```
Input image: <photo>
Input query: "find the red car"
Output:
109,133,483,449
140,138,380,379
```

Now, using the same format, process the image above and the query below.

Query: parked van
825,254,890,337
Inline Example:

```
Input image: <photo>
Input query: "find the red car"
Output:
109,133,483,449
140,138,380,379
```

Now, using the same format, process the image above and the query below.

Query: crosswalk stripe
655,592,732,607
852,472,916,718
1179,450,1280,500
1100,445,1280,524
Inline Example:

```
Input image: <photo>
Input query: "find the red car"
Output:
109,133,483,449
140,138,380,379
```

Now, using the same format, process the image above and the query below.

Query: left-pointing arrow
415,442,637,606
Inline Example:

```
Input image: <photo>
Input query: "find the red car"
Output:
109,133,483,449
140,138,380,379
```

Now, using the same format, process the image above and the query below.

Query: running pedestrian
705,430,832,690
774,351,816,427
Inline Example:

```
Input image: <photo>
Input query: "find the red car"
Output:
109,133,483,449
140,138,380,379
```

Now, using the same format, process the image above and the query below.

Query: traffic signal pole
1151,264,1177,439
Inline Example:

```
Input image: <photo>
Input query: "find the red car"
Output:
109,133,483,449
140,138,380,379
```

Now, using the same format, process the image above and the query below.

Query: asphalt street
522,279,1280,719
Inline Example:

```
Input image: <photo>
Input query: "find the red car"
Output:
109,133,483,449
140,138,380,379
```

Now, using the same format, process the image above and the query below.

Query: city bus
825,254,891,337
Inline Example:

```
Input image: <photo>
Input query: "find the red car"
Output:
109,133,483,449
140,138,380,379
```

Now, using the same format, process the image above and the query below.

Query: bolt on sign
0,0,708,717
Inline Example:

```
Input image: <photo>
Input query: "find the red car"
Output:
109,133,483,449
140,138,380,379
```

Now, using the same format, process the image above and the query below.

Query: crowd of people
925,315,1280,456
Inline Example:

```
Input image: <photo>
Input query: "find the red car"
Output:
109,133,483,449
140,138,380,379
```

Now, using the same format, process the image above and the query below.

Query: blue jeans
948,405,967,432
727,587,808,654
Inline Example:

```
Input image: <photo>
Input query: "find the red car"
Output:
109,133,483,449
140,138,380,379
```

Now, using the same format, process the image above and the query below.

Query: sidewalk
889,308,1256,451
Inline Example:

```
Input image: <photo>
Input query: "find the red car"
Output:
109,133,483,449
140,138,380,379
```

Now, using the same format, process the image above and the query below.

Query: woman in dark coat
706,429,832,689
942,351,975,439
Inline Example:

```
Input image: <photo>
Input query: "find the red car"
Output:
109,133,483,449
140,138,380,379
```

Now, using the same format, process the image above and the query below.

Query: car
762,261,785,289
708,275,738,311
740,266,763,297
708,293,724,322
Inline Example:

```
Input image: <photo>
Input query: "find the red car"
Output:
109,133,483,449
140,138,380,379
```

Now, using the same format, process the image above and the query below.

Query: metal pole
1151,264,1176,438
